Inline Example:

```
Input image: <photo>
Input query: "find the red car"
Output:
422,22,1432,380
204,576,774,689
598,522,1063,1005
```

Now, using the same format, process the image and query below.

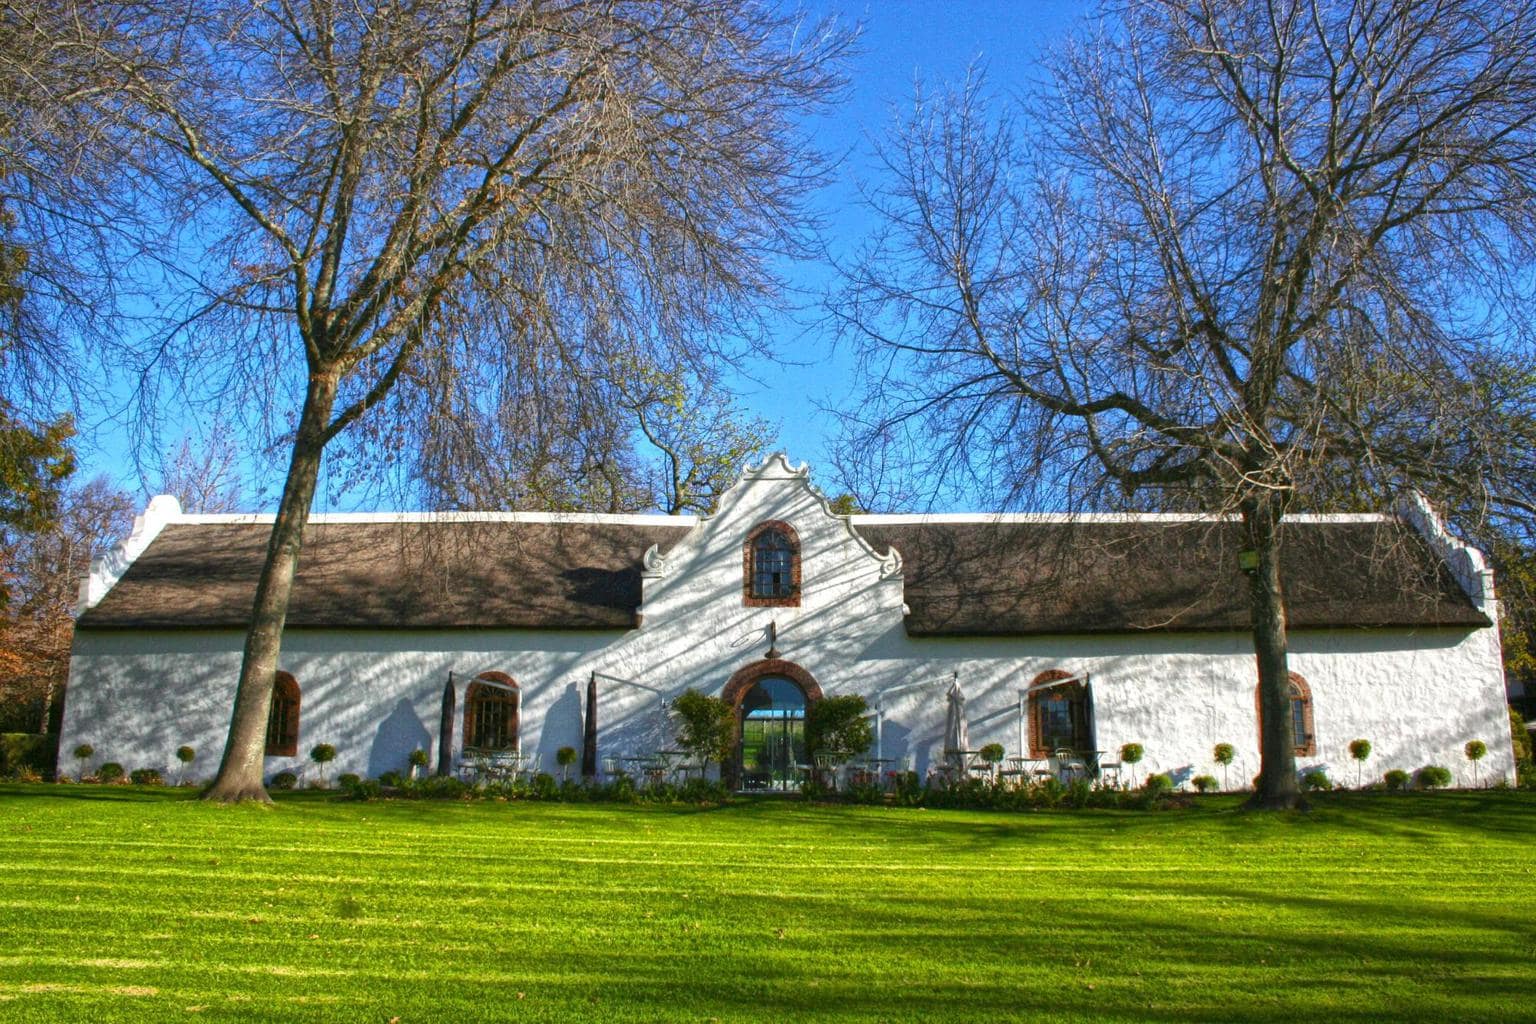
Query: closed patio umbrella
582,673,598,779
943,678,969,769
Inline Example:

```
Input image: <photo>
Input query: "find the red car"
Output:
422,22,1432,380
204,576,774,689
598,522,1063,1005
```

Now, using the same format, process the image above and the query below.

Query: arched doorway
739,676,808,791
723,659,824,792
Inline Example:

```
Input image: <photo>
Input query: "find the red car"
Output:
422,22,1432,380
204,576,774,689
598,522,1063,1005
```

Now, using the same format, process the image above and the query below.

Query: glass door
738,676,807,792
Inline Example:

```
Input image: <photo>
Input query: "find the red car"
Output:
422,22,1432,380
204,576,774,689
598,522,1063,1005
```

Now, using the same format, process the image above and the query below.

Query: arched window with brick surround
1256,672,1316,756
1028,669,1090,757
265,672,300,756
743,521,801,607
464,672,520,752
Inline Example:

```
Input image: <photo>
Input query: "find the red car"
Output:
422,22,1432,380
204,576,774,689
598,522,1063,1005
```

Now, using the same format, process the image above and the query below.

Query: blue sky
736,1,1082,485
74,2,1087,512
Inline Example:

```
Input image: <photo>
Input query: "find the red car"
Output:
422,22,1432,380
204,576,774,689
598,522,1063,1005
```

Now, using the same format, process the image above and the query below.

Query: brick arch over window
1027,669,1088,758
265,671,300,757
465,672,520,752
1256,672,1316,757
722,659,825,709
743,520,801,607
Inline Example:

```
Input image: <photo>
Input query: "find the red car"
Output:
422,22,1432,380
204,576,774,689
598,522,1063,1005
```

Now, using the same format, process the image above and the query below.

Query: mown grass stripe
2,786,1533,1023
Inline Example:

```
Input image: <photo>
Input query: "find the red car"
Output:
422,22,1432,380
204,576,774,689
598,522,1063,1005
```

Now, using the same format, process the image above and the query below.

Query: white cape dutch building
59,454,1514,788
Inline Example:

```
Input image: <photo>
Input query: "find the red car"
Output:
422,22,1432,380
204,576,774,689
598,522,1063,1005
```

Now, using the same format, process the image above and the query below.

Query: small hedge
1301,769,1332,792
270,771,299,790
97,762,125,783
130,767,165,786
1384,768,1411,791
1416,765,1453,790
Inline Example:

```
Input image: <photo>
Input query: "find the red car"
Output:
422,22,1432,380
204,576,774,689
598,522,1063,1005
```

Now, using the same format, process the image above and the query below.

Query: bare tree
45,0,845,801
414,350,774,515
0,475,132,734
154,426,249,515
1,2,163,419
835,1,1536,807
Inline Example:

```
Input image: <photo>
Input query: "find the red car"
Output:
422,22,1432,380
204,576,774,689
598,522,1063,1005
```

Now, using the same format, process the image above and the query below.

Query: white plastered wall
57,456,1515,787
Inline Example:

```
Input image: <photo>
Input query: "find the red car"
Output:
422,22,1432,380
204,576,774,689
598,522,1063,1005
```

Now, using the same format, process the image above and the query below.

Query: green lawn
0,787,1532,1023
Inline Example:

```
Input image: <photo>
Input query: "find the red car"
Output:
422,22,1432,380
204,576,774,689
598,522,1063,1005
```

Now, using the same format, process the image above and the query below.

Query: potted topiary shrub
978,742,1005,780
1120,743,1144,789
407,747,429,781
175,746,196,786
72,743,94,782
1464,739,1487,788
1348,739,1372,789
1384,768,1410,792
556,746,578,782
309,743,337,788
1212,743,1234,792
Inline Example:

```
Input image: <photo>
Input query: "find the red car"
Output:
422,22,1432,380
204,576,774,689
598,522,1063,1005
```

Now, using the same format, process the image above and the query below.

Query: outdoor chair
813,752,841,790
642,757,667,788
967,753,998,781
1054,748,1087,782
1094,752,1123,789
999,756,1036,788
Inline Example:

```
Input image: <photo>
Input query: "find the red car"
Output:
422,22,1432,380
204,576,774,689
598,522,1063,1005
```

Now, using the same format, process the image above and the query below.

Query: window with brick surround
1256,672,1316,756
465,672,520,752
265,672,300,756
1028,669,1089,757
743,521,801,607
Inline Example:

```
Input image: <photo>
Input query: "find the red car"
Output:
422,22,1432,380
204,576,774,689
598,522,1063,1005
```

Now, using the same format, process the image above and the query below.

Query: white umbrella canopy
943,679,969,766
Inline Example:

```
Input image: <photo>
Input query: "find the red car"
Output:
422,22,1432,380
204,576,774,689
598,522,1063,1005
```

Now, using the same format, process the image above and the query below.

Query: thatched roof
858,518,1488,635
78,520,691,631
77,514,1486,635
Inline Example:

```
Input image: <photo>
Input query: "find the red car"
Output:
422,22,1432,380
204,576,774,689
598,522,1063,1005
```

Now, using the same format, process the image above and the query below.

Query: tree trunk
203,370,340,803
1242,492,1305,811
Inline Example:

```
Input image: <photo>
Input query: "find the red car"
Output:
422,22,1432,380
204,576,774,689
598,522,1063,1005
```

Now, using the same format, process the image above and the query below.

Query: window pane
752,530,794,598
469,685,517,750
1034,684,1089,753
266,689,297,752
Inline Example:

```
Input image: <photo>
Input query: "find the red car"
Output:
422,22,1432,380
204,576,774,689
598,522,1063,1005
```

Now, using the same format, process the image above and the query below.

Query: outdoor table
484,752,523,782
862,758,897,790
943,750,979,782
847,762,879,787
654,750,687,783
